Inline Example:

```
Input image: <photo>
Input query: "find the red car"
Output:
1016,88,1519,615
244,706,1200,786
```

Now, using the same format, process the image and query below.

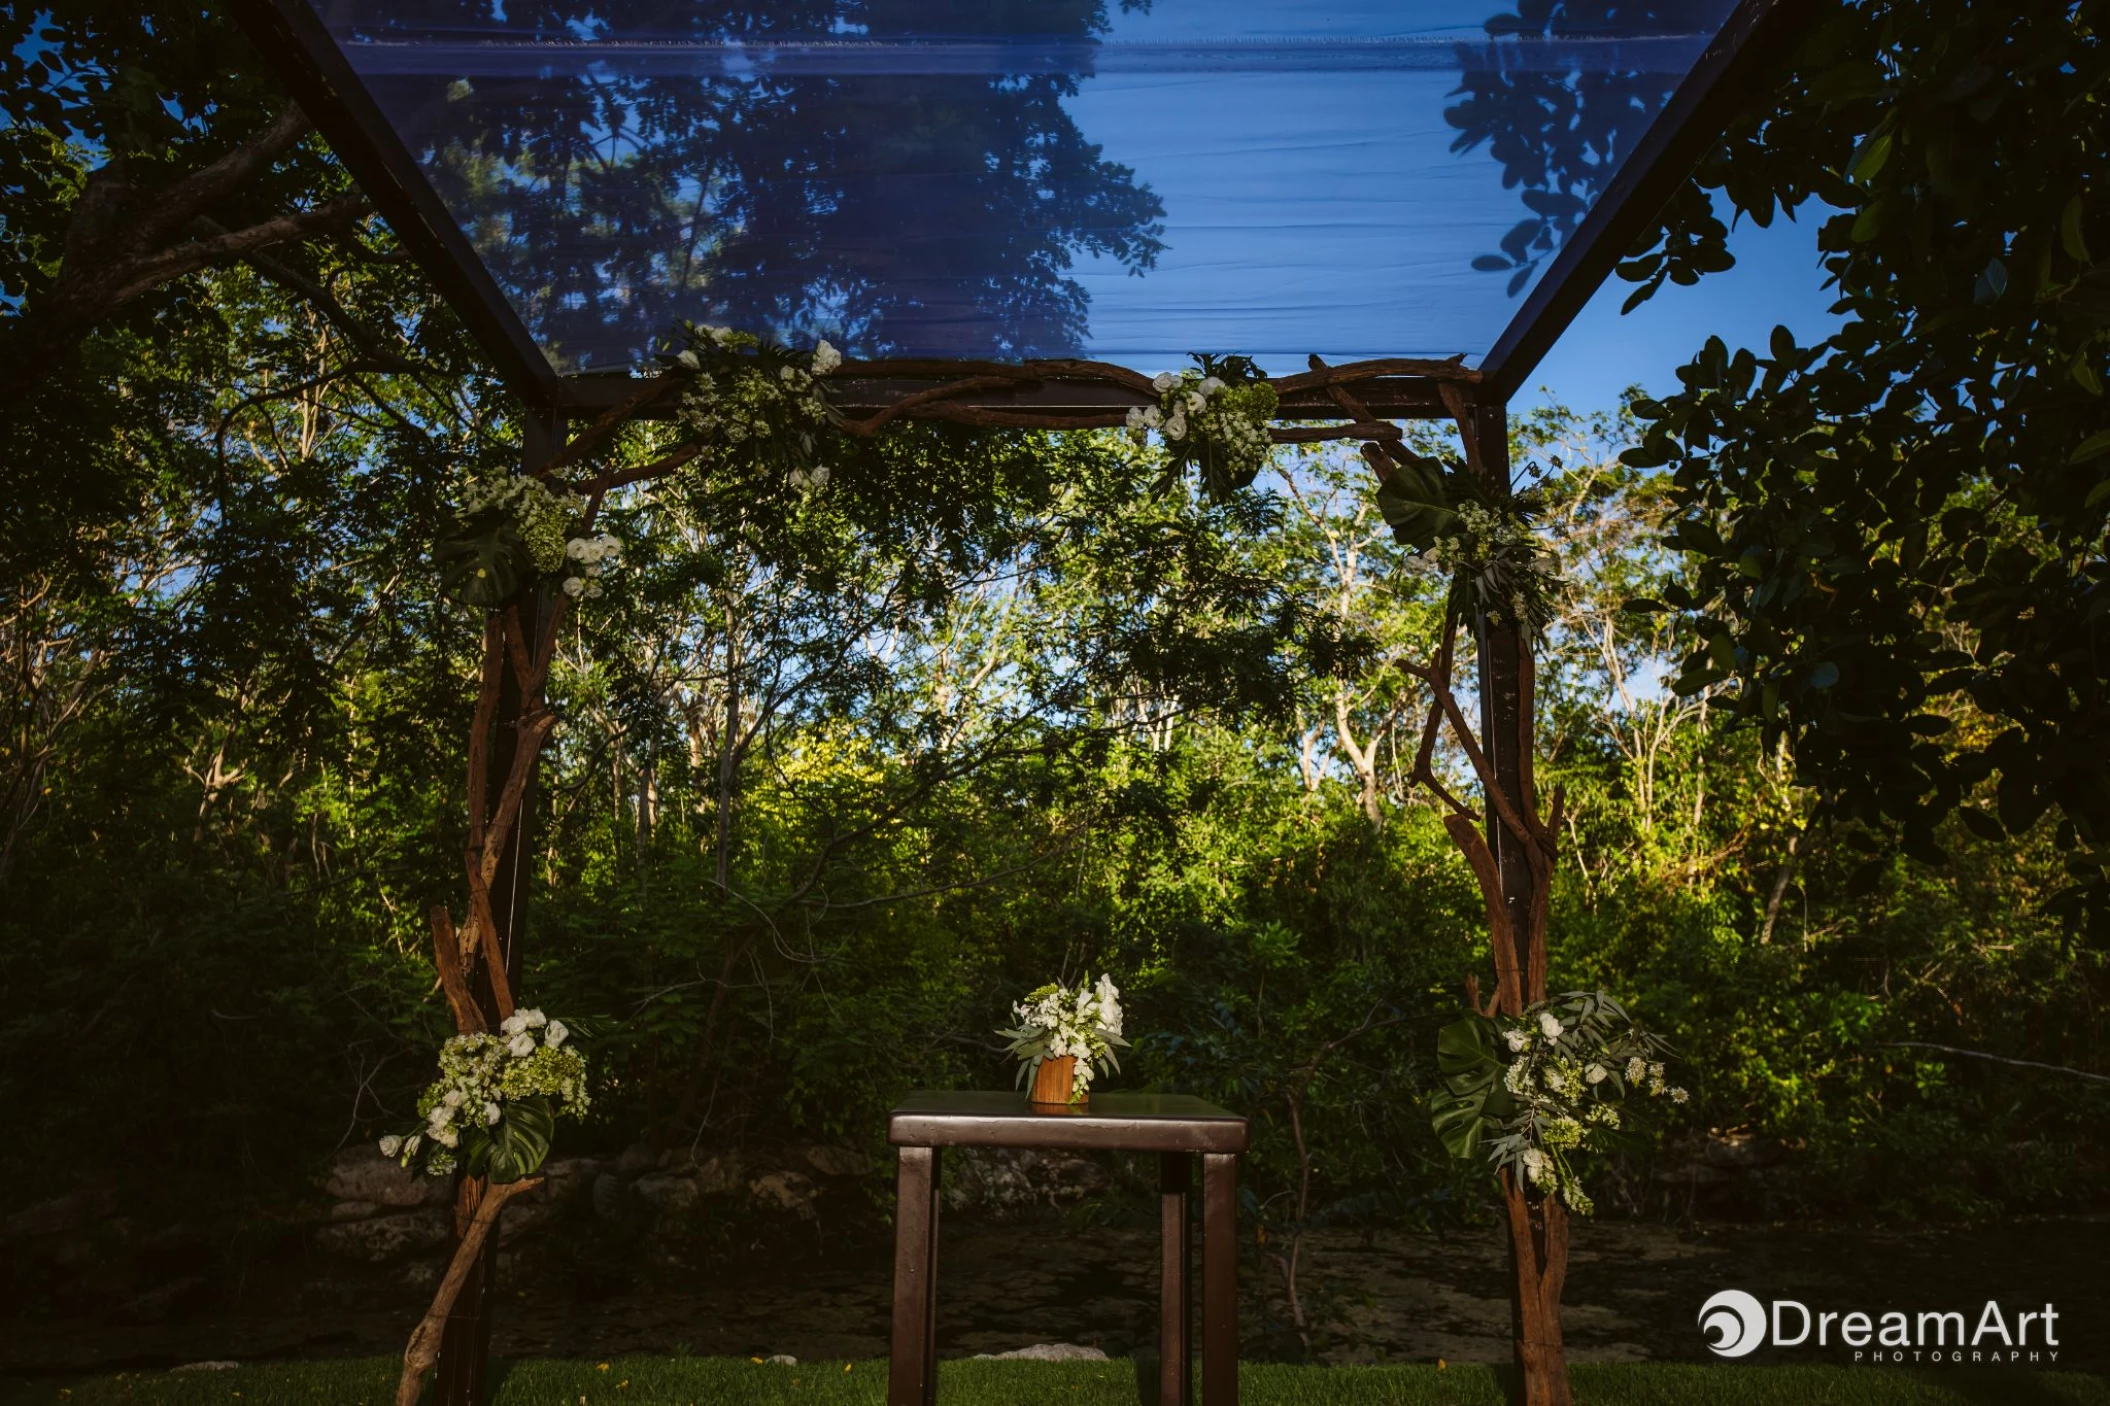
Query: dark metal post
432,406,562,1406
1470,401,1537,993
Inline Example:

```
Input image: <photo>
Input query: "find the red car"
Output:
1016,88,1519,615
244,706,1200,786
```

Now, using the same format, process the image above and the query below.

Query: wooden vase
1029,1055,1080,1106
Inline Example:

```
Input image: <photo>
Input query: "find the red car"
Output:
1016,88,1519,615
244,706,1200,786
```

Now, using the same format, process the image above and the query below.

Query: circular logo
1698,1289,1768,1358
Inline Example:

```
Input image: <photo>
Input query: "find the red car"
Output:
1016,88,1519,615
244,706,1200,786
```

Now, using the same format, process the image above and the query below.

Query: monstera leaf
1374,450,1464,550
1430,1013,1516,1160
436,509,532,608
485,1097,555,1184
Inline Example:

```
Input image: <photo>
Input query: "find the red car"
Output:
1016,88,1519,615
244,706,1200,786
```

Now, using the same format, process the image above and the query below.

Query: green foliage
1430,1015,1514,1161
1621,0,2110,933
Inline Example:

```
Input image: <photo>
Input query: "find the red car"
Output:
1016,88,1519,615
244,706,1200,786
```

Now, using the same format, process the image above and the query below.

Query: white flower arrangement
1412,497,1560,631
385,1008,589,1183
455,476,586,576
998,974,1130,1102
437,473,591,606
1125,356,1280,501
671,323,841,483
559,532,622,600
1483,992,1684,1214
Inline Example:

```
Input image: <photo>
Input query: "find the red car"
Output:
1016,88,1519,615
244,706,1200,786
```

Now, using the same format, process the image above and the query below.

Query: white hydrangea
383,1012,590,1178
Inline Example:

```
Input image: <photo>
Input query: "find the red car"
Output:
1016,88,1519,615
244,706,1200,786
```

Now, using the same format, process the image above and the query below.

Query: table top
888,1090,1248,1154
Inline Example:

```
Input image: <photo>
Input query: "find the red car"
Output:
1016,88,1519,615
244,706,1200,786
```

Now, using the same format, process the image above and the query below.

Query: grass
5,1358,2106,1406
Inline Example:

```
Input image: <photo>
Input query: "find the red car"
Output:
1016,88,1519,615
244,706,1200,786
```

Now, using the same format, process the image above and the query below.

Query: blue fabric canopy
310,0,1738,376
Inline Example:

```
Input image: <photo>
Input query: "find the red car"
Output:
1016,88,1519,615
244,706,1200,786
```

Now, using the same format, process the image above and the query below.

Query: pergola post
432,405,562,1405
1469,401,1539,996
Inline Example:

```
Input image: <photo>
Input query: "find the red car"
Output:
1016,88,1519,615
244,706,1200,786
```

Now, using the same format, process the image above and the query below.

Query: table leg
1201,1152,1238,1406
890,1146,941,1406
925,1148,942,1399
1159,1152,1193,1406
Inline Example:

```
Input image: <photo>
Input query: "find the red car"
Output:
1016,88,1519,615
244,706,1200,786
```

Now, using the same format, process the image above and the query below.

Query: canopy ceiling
244,0,1796,409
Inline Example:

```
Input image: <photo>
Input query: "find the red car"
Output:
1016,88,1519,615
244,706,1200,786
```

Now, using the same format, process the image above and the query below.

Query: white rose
485,1102,502,1126
1200,376,1225,394
562,577,586,598
676,349,701,371
1164,413,1187,440
1538,1012,1564,1040
508,1033,536,1058
565,538,589,560
1585,1063,1607,1084
586,582,603,599
1504,1029,1529,1053
379,1134,403,1158
1143,406,1163,428
1125,407,1146,431
1152,371,1176,392
812,339,842,374
1185,392,1206,414
545,1020,569,1047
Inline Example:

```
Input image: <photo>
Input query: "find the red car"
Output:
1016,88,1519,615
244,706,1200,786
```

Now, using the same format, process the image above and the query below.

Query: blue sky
1522,203,1841,415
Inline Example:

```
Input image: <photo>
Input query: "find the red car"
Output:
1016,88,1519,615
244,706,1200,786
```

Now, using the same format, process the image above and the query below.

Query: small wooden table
886,1091,1248,1406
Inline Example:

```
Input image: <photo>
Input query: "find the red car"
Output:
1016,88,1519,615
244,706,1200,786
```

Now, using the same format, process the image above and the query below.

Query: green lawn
6,1358,2105,1406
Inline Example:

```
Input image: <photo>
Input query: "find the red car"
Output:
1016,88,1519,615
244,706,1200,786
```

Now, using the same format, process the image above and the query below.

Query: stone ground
1,1213,2101,1376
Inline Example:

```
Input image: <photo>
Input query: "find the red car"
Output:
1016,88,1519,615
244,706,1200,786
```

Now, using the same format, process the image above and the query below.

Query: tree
1619,0,2110,935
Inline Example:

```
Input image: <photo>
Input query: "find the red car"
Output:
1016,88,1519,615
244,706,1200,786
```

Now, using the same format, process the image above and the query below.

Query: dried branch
395,1175,543,1406
427,907,484,1035
1880,1042,2110,1085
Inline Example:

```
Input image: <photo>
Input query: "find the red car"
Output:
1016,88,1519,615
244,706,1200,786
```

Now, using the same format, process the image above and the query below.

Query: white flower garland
1125,363,1279,499
998,974,1130,1101
672,324,840,470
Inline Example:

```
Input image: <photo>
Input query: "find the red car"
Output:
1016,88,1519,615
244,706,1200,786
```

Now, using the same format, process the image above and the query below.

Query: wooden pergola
226,0,1809,1399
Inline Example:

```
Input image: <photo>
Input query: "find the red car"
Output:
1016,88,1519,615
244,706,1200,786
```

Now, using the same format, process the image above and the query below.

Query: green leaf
2069,430,2110,464
486,1097,556,1183
1973,258,2008,306
1373,452,1461,551
1845,128,1893,185
435,510,532,608
1429,1015,1516,1161
1807,661,1841,690
2062,195,2091,265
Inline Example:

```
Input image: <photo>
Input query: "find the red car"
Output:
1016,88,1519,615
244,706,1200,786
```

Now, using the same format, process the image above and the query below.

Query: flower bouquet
998,974,1129,1106
383,1008,589,1184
